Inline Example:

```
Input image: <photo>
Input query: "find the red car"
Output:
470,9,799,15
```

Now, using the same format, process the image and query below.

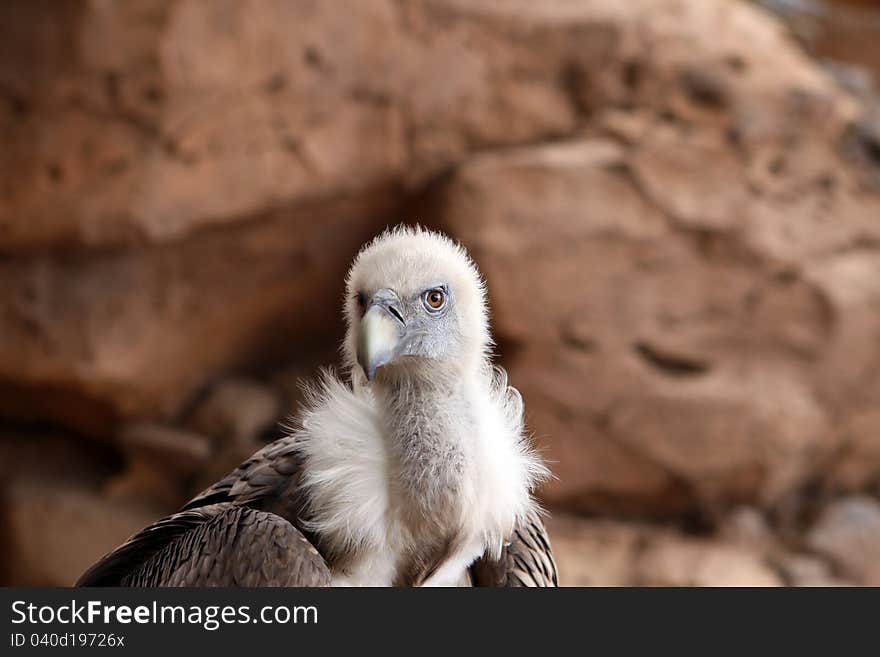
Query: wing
469,509,559,587
78,435,331,587
77,502,330,586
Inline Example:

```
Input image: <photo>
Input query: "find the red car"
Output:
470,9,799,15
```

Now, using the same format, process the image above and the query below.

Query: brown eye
424,288,445,310
355,292,366,309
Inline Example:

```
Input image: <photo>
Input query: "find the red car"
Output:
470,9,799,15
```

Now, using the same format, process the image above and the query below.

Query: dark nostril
387,305,405,325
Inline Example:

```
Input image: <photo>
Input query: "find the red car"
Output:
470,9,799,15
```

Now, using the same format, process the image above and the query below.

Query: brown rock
630,130,748,231
0,431,169,586
429,0,880,516
1,0,587,427
0,0,409,248
717,508,854,585
774,553,853,587
4,0,870,439
187,378,282,445
607,371,832,509
105,422,212,507
761,0,880,83
827,409,880,492
0,431,117,486
546,513,782,587
719,506,774,548
805,496,880,585
545,515,642,586
634,532,782,587
534,414,686,516
1,479,165,586
117,422,212,474
103,459,187,510
443,136,841,514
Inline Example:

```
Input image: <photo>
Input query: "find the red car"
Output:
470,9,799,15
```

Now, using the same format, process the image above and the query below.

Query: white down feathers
291,367,546,586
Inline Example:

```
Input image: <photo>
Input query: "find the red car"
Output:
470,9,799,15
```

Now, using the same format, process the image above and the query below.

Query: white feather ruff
291,367,546,586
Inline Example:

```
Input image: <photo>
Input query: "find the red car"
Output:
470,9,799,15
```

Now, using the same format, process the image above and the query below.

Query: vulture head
343,226,490,382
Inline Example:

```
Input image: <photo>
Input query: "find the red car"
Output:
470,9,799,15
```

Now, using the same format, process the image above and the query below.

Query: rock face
2,479,165,586
436,1,880,515
547,514,782,587
0,431,170,585
0,0,620,426
758,0,880,83
806,496,880,585
2,0,880,586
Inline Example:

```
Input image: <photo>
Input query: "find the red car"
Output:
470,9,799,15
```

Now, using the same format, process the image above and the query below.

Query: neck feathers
292,363,545,585
378,374,479,585
378,373,475,503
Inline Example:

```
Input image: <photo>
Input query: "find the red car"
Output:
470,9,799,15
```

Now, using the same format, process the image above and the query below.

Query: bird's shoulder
470,508,558,587
78,419,335,586
77,502,330,586
184,434,306,514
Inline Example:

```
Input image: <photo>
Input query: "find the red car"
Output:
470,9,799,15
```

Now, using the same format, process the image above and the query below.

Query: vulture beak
357,289,406,381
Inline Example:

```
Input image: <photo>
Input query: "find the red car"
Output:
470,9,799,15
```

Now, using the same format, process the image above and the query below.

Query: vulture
78,226,557,587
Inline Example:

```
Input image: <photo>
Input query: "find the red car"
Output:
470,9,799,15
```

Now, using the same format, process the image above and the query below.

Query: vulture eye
423,288,446,311
355,292,366,309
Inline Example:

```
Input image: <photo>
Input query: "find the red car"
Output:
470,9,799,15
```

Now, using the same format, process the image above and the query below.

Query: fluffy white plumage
289,226,547,586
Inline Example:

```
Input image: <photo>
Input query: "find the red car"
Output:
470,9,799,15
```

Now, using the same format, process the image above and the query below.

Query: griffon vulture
78,227,557,587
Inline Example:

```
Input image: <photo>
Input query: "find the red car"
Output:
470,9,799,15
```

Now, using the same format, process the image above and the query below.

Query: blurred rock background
2,0,880,586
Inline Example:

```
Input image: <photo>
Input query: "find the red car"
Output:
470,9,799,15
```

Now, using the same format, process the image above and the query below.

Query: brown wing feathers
78,434,558,587
470,509,559,587
77,436,331,587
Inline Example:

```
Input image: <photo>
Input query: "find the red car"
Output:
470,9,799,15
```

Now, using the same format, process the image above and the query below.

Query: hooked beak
357,289,406,381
